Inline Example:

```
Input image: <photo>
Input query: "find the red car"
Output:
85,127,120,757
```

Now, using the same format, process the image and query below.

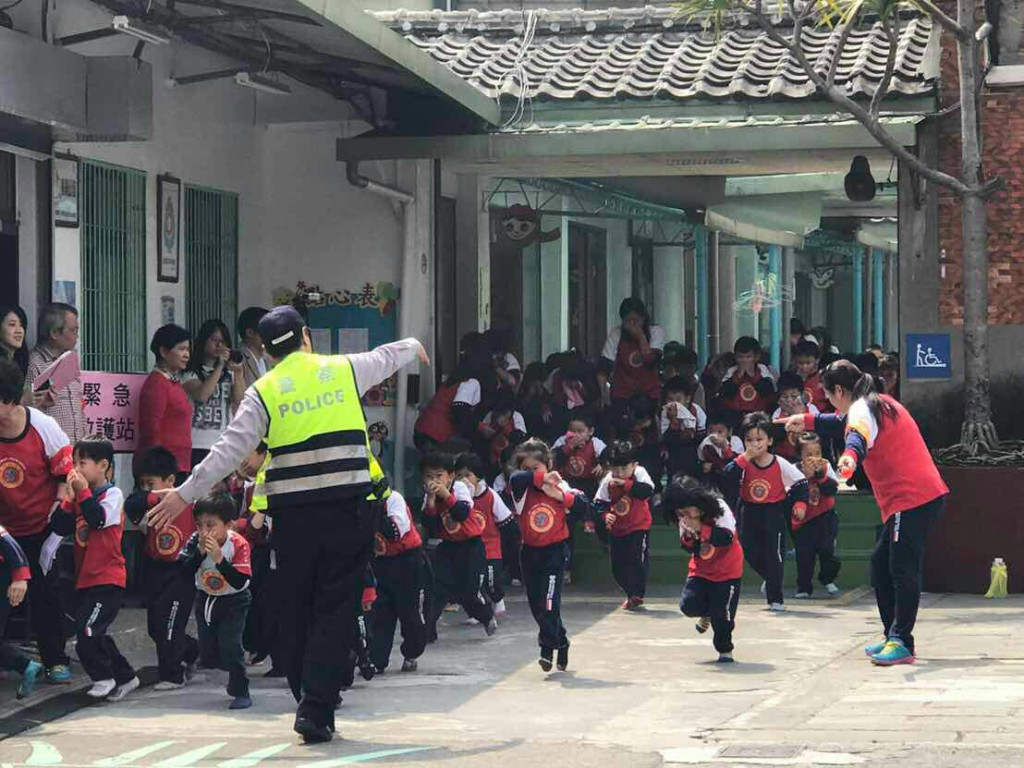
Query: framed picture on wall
157,175,181,283
53,155,79,228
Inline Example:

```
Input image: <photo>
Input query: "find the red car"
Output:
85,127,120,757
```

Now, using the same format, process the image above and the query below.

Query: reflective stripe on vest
253,352,373,508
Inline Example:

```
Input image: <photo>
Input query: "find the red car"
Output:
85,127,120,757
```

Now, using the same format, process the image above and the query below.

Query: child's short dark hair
662,477,725,525
798,432,822,455
707,410,735,431
630,395,656,421
738,411,773,441
137,446,177,480
777,371,804,395
193,492,238,523
879,354,899,372
515,438,552,469
566,407,596,429
734,336,761,355
489,390,516,415
794,339,821,359
0,360,24,405
420,450,455,473
500,442,519,468
454,452,487,479
664,375,698,398
74,438,114,467
603,440,638,467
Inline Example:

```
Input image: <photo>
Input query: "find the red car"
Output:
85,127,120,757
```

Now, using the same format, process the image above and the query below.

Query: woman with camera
183,319,245,466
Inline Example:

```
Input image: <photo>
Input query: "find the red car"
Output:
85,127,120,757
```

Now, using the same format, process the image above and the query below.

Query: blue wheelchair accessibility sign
906,334,952,380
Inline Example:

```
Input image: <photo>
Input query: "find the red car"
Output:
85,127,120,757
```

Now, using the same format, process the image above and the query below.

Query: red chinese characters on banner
81,372,148,452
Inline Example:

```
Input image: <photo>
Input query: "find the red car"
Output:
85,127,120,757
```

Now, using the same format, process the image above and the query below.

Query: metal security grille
185,186,238,339
80,160,148,373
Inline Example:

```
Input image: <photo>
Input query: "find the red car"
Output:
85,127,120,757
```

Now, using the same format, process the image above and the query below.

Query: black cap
258,306,305,355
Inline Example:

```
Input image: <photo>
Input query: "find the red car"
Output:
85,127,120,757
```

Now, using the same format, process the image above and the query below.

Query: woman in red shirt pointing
134,325,193,482
778,360,947,667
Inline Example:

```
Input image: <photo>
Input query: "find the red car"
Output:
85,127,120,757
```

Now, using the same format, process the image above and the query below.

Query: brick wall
937,22,1024,325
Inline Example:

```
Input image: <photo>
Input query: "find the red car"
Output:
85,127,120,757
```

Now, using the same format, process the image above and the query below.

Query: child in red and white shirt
665,479,744,663
661,375,707,481
771,372,820,463
456,453,516,617
717,337,777,418
698,412,744,492
179,493,253,710
722,412,809,611
792,339,831,414
792,434,841,599
51,440,137,701
594,441,655,611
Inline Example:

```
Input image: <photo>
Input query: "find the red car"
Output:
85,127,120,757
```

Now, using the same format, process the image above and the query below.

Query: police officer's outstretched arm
347,338,429,396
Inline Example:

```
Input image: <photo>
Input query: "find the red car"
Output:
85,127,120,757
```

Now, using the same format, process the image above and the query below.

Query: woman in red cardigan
134,324,193,480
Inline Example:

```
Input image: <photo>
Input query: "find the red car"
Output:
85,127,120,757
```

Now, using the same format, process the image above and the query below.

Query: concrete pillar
695,225,710,365
782,245,796,368
708,231,720,356
522,243,542,365
768,244,782,371
540,212,568,358
16,156,49,345
718,243,736,356
605,219,630,335
455,174,481,341
885,251,899,352
864,247,874,348
852,247,864,353
733,246,757,340
653,245,684,343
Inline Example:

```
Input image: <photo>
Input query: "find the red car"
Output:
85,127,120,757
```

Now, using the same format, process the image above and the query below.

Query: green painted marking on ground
25,742,62,766
152,743,226,768
304,747,434,767
93,742,179,767
217,743,292,768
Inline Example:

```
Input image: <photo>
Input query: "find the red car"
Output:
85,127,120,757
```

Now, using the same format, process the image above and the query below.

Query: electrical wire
495,10,537,129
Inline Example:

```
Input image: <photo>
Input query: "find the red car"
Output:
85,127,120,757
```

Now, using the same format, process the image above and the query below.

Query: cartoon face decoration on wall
368,421,390,460
499,204,561,248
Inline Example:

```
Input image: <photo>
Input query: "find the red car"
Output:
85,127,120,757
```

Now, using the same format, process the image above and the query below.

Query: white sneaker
511,579,523,588
87,679,117,698
768,603,786,612
464,618,480,626
154,680,185,691
494,599,506,616
108,677,139,701
825,583,840,596
794,592,811,599
760,581,766,595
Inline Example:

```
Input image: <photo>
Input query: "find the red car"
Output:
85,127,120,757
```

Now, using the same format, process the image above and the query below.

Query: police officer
148,306,428,743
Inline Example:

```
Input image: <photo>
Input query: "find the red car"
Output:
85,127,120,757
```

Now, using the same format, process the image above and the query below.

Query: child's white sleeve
385,492,412,537
489,489,513,523
513,412,527,433
696,405,707,430
99,487,124,528
552,435,567,449
593,437,608,457
632,465,655,490
778,457,808,492
452,480,474,505
453,379,482,407
595,474,612,502
715,499,738,533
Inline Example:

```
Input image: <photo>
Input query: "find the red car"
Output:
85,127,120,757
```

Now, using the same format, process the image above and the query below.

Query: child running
723,412,809,611
179,493,253,710
125,447,200,690
51,439,138,701
508,439,589,672
369,489,429,673
455,452,516,617
421,451,497,639
593,441,655,611
665,479,743,663
793,434,841,599
0,525,42,698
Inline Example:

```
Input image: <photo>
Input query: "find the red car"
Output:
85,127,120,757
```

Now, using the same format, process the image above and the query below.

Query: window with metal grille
80,160,148,373
185,185,238,340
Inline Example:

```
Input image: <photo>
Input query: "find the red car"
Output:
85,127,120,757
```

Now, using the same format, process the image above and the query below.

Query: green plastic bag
986,558,1008,599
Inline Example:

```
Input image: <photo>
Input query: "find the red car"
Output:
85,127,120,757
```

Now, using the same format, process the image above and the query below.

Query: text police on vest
277,389,347,417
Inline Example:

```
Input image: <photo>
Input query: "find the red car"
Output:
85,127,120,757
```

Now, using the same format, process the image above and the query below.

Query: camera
229,349,244,365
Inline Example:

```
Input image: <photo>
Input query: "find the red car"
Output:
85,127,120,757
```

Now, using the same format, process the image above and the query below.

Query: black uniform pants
794,511,841,595
196,590,250,698
75,585,135,685
740,507,787,605
484,558,505,604
0,569,32,674
273,501,374,730
370,549,428,670
871,497,944,656
243,545,283,669
609,530,650,599
16,531,70,668
426,538,493,634
521,542,569,651
680,577,741,653
144,558,199,684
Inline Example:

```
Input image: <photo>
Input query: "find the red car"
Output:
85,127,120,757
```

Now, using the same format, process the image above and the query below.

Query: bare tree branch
914,0,968,40
826,21,856,90
870,16,900,118
744,4,976,197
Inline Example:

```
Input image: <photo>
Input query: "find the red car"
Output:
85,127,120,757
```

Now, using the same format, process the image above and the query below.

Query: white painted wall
653,246,685,342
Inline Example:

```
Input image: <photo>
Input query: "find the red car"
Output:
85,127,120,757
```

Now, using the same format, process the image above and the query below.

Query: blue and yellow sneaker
871,639,916,666
864,638,887,657
46,664,72,684
18,660,43,699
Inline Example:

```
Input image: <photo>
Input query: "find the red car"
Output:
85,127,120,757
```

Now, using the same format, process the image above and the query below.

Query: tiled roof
494,112,925,134
372,7,938,102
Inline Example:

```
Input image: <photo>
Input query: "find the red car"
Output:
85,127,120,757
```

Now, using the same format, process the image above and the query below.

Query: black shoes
556,646,569,672
295,717,333,744
539,648,553,672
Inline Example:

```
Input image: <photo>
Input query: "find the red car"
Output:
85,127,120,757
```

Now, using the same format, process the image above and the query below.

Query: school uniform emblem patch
156,526,182,556
528,504,557,534
700,540,715,559
201,571,227,594
613,497,631,515
808,485,821,507
628,351,644,368
739,383,757,402
75,516,89,546
442,514,462,535
568,455,586,477
748,478,772,502
0,459,24,489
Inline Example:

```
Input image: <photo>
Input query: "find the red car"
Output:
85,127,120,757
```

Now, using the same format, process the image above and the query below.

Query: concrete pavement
3,589,1024,767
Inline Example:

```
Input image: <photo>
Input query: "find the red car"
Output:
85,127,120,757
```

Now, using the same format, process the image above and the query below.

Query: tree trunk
957,0,999,450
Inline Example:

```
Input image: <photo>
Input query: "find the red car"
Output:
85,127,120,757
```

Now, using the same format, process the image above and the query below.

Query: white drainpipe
346,161,416,493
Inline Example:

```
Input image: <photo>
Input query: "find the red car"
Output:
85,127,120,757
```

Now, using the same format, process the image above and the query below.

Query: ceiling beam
171,0,319,26
58,27,120,45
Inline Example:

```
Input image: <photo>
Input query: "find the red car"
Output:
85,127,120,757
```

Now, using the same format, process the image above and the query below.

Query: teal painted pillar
872,248,884,347
768,244,782,371
695,225,709,366
852,247,864,352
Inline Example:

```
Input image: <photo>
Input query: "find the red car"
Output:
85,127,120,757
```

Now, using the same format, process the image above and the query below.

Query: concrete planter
923,466,1024,594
